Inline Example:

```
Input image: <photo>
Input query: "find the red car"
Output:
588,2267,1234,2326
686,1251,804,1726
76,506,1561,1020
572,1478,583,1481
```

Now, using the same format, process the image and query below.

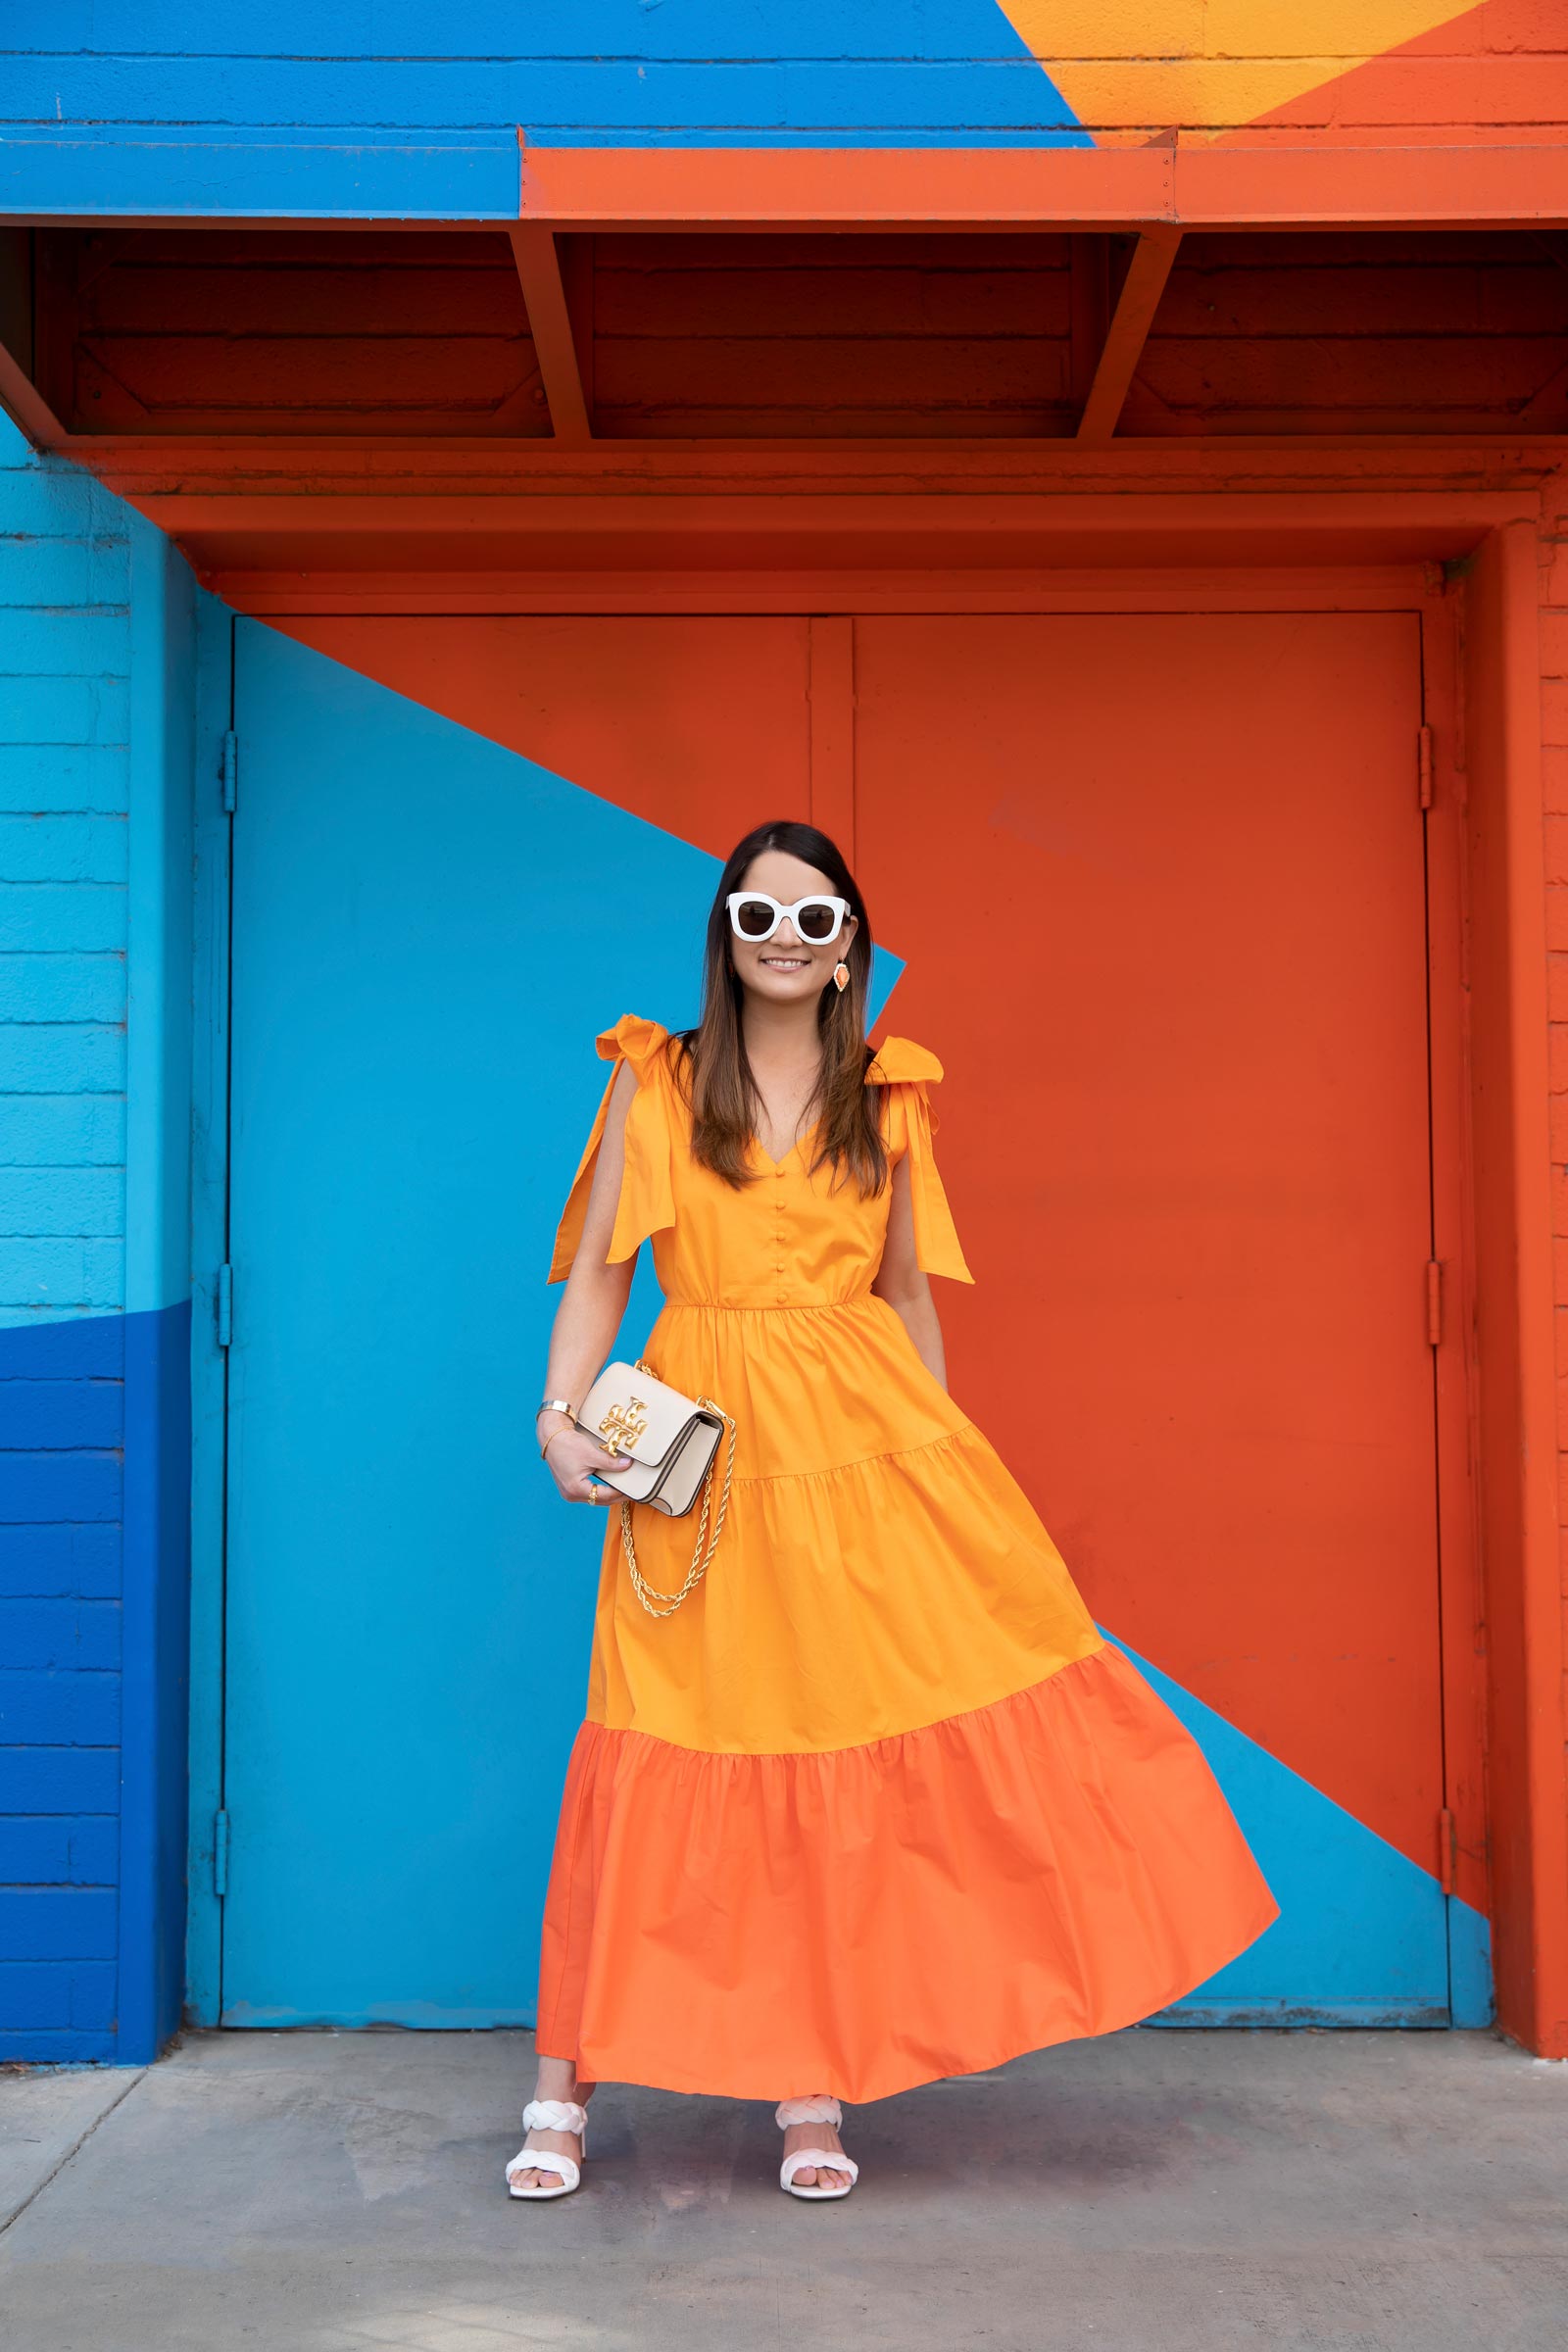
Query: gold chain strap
618,1357,737,1619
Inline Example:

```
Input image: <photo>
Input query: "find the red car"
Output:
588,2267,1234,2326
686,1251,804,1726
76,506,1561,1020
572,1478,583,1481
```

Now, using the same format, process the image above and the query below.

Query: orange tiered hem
537,1640,1280,2104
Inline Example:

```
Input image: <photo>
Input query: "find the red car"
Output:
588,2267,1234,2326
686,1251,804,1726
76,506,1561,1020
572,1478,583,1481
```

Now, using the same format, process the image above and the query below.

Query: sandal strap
507,2145,581,2192
775,2095,841,2130
780,2146,859,2190
521,2098,587,2134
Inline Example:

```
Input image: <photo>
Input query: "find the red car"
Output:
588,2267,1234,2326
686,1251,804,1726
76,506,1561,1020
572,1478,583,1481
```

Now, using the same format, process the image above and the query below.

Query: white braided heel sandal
505,2098,588,2200
775,2095,858,2200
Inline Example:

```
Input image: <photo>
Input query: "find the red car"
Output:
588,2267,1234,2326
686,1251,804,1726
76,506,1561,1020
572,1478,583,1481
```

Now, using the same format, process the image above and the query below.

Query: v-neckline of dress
753,1121,820,1174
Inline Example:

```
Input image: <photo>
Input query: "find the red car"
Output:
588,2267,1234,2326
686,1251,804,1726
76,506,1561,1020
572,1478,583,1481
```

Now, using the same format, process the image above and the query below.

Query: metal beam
1075,228,1181,447
515,143,1568,230
508,223,592,446
0,338,68,450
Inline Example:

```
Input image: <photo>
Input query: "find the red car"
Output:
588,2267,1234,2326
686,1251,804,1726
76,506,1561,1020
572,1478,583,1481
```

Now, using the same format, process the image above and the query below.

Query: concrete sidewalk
1,2028,1564,2352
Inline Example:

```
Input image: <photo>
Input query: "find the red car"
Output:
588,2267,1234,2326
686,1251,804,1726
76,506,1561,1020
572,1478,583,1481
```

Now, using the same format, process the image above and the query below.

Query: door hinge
221,729,238,814
1426,1259,1443,1347
216,1262,233,1348
1438,1804,1455,1895
1417,723,1434,810
213,1809,230,1897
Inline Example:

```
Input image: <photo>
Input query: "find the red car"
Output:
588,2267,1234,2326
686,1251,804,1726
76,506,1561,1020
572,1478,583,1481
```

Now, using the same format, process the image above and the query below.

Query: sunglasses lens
734,898,776,937
797,902,838,940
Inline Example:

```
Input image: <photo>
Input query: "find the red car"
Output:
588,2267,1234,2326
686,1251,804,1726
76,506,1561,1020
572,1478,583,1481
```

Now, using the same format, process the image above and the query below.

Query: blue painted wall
0,4,1088,219
0,409,197,2063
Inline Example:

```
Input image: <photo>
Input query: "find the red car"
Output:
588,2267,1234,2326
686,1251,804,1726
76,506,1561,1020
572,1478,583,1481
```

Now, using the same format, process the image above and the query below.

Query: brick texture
0,416,128,2062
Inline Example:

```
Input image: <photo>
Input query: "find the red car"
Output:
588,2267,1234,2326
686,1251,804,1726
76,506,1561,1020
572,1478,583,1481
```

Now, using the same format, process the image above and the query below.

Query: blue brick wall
0,412,196,2064
0,427,130,2057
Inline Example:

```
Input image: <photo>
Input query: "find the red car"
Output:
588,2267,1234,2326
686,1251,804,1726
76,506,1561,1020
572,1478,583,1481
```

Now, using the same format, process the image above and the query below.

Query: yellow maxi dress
537,1012,1277,2102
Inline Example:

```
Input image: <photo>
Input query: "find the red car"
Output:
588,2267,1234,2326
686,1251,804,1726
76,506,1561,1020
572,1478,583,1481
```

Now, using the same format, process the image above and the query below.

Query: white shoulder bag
574,1356,737,1618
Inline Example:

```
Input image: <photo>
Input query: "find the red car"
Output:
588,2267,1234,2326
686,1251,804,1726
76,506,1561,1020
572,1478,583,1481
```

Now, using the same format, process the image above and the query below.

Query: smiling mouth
760,956,809,969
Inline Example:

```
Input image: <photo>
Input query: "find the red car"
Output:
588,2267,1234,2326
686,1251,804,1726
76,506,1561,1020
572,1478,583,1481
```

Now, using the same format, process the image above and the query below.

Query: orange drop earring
832,960,850,994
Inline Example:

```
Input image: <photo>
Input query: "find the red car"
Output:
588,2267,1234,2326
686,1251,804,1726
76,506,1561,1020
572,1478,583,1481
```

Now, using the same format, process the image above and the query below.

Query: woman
508,818,1277,2203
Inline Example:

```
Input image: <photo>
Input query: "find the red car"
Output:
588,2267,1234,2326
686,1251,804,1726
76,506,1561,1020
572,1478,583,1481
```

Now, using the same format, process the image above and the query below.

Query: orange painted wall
1007,0,1568,147
1534,480,1568,2053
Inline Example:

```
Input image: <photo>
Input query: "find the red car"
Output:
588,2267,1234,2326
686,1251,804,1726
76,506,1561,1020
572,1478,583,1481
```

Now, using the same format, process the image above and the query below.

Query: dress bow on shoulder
863,1036,944,1090
549,1012,678,1284
595,1011,670,1076
864,1034,973,1285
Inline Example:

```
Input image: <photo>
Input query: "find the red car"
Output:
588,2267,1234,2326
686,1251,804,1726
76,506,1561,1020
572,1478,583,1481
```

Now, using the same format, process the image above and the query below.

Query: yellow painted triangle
1000,2,1479,131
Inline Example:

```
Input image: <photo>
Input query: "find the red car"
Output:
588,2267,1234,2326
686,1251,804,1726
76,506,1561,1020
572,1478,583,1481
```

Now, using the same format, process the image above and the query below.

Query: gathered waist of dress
660,1288,880,1314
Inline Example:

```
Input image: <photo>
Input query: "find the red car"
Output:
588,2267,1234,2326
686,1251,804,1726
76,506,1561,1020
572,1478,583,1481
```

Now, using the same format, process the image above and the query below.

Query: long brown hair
671,819,888,1196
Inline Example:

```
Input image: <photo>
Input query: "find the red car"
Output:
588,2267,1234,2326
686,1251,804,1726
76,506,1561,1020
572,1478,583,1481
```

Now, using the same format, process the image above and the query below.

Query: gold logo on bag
599,1397,648,1452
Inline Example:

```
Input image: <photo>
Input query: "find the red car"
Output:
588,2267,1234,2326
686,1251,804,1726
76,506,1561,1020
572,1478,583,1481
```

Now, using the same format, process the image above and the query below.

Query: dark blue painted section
0,1303,191,2064
0,1319,123,1379
0,1313,123,2061
0,4,1089,217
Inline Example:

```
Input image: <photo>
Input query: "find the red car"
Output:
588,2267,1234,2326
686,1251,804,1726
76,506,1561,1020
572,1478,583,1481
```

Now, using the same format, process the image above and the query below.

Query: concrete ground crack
0,2070,149,2238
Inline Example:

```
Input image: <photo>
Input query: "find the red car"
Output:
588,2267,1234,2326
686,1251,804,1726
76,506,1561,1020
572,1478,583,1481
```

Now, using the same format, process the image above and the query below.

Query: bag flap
578,1359,715,1469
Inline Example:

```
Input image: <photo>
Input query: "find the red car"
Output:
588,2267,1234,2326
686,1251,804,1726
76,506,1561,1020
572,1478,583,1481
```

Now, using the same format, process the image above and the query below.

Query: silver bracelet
537,1397,575,1460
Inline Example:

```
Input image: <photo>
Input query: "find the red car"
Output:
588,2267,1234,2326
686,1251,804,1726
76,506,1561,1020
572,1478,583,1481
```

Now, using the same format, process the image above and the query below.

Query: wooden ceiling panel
5,222,1567,449
1125,229,1568,435
38,227,552,436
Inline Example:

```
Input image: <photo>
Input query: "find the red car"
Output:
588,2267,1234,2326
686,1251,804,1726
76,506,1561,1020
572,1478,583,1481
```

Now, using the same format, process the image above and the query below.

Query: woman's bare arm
537,1059,642,1501
870,1151,950,1390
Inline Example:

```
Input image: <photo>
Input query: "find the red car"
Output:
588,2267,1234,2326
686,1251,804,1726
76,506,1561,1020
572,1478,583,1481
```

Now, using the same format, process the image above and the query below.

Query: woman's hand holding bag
538,1416,632,1504
541,1358,737,1618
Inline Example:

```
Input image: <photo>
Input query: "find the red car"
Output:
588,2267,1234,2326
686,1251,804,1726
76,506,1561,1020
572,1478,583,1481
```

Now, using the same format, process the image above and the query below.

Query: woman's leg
509,2054,595,2192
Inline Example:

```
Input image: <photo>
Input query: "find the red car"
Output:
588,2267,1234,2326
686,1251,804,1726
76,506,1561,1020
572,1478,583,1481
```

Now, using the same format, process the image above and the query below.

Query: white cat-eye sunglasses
726,891,853,946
